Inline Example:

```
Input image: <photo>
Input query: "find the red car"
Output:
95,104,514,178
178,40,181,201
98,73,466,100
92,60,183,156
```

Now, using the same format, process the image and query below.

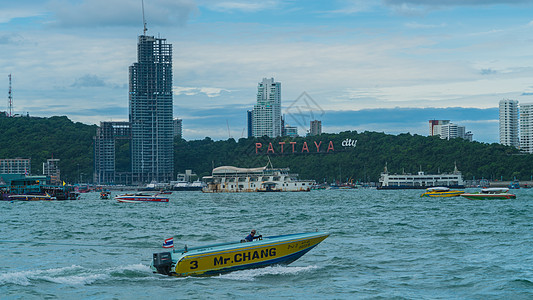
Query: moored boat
420,187,464,197
460,188,516,200
151,231,329,277
115,192,169,203
8,193,56,201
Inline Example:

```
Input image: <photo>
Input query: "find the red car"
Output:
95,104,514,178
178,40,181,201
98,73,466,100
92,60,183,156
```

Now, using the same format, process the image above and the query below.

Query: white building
309,120,322,136
429,120,450,136
43,158,60,185
499,99,519,148
429,120,472,141
252,78,282,138
520,102,533,153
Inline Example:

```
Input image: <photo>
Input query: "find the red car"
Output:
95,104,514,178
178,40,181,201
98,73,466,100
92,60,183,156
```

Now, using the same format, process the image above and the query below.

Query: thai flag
163,237,174,248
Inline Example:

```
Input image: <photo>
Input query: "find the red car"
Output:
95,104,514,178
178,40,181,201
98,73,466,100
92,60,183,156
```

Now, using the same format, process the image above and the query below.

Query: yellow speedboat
151,231,329,277
420,187,464,197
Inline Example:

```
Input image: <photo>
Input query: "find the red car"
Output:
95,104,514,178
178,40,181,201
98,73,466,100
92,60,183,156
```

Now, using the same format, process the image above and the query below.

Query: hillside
0,115,97,182
175,132,532,183
1,114,531,183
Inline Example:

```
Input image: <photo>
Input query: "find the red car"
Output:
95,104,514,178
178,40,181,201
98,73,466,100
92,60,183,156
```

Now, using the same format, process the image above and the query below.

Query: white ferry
202,165,314,193
378,164,464,190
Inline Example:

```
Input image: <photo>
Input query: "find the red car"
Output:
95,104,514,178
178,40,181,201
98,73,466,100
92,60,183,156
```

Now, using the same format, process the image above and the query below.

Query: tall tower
129,32,174,183
520,102,533,153
499,99,519,148
252,78,282,138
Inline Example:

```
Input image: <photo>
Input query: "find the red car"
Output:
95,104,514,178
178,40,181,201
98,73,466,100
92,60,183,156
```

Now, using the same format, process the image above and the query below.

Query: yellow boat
420,187,464,197
150,231,329,277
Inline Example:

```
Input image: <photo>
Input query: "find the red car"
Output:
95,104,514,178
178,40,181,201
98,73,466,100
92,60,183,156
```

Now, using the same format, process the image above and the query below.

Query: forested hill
1,114,532,183
0,115,97,182
176,132,533,183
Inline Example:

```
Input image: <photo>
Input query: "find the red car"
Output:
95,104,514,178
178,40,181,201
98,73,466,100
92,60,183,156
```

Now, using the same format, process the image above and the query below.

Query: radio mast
7,74,12,117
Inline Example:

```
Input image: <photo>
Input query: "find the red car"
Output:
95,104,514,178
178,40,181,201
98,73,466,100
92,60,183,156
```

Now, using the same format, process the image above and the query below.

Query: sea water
1,189,533,299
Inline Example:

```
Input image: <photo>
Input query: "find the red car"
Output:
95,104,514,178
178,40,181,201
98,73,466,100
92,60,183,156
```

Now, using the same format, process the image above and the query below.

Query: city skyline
4,1,533,142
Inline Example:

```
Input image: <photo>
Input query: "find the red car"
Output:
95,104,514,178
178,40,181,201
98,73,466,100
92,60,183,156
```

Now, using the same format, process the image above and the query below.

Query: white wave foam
217,265,319,281
0,270,33,286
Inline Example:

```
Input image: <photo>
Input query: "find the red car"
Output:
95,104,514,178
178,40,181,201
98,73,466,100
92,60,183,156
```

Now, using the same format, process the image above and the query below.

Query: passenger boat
378,164,464,190
202,165,314,193
8,193,56,201
460,188,516,200
151,231,329,277
420,187,464,197
115,192,169,203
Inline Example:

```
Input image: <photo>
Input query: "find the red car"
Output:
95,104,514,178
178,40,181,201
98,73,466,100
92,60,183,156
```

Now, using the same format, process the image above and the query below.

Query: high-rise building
129,34,174,183
93,121,131,184
429,120,450,137
520,102,533,153
173,118,182,139
309,120,322,136
499,99,519,148
247,110,253,138
252,78,282,138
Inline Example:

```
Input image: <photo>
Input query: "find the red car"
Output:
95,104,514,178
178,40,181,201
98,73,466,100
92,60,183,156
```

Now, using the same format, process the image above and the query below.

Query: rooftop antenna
7,74,12,117
142,0,148,35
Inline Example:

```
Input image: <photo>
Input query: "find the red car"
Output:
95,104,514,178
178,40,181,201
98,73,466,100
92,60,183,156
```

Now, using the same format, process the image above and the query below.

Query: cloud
47,0,197,28
71,74,106,87
383,0,533,7
174,86,231,97
201,0,284,12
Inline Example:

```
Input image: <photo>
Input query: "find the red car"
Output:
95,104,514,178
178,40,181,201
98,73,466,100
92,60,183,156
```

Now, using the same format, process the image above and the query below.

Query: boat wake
0,264,152,286
216,265,319,281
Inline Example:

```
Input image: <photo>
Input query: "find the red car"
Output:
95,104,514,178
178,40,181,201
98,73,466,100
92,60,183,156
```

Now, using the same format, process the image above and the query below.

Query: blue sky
2,0,533,142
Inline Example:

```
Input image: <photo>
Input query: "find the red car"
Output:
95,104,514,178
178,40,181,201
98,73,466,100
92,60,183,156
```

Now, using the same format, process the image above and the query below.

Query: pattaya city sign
255,138,357,154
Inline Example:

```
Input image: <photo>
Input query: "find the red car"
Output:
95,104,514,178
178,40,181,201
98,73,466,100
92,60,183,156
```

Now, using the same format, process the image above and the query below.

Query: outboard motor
152,252,173,275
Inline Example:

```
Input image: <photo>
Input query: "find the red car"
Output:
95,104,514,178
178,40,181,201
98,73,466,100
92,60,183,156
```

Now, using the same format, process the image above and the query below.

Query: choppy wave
0,264,153,286
216,265,319,281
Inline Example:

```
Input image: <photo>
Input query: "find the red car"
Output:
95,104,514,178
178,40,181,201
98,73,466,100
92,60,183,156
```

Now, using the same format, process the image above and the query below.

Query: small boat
115,192,169,203
8,193,56,201
420,187,464,197
100,191,111,199
460,188,516,200
151,231,329,277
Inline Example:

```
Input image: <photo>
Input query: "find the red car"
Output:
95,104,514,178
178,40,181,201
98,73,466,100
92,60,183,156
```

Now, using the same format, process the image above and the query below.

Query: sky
2,0,533,143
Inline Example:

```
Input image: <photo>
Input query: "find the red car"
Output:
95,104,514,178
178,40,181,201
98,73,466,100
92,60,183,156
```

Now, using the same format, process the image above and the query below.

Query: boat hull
421,190,464,197
8,194,55,201
115,196,169,203
151,232,329,277
461,193,516,200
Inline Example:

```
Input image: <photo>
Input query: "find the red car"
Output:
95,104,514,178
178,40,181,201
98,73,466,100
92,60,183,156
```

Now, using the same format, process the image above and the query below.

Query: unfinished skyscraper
129,34,174,183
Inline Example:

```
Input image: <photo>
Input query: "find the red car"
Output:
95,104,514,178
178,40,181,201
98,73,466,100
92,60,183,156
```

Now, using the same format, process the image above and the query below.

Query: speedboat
115,192,169,203
420,187,464,197
460,188,516,200
151,231,329,277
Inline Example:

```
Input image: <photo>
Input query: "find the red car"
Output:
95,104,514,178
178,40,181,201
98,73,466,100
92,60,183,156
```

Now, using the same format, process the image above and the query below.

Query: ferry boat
202,165,314,193
460,188,516,200
150,231,329,277
115,192,169,203
378,164,464,190
420,187,464,197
